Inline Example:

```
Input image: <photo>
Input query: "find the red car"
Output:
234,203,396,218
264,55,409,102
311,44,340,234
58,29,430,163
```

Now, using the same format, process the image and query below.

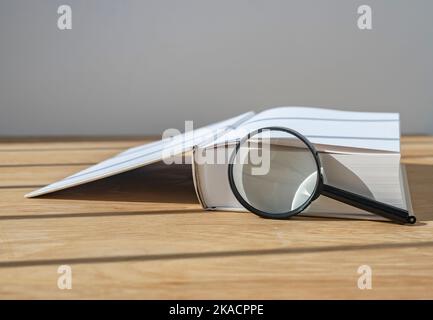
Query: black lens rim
228,126,323,219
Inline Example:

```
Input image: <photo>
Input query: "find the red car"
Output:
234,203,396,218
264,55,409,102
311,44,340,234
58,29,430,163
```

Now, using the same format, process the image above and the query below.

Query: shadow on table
40,161,199,204
1,240,433,269
37,162,433,221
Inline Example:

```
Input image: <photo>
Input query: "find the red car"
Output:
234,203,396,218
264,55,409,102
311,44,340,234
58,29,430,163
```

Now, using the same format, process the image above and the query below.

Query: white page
207,106,400,152
25,112,254,197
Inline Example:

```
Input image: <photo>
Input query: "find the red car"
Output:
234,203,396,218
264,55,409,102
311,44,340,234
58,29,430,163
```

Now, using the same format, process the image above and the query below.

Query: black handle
321,184,416,224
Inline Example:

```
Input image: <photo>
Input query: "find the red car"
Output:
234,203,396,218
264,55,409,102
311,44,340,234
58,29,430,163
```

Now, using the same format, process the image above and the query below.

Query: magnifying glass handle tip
407,216,417,224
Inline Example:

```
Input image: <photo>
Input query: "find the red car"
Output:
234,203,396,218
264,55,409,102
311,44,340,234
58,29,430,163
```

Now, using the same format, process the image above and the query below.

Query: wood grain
0,136,432,299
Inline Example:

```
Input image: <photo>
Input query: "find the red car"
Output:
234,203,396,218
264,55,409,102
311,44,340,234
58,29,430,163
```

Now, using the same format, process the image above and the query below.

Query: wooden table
0,136,432,299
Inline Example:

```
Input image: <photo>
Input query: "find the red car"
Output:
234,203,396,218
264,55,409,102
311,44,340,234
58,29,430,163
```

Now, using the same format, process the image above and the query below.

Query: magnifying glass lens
230,129,319,216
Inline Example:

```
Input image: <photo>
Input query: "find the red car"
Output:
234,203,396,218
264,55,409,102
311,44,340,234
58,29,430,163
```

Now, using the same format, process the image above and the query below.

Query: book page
208,106,400,152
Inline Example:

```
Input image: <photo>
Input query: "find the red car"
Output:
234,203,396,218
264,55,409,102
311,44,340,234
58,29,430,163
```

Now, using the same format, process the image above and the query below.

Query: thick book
26,106,414,221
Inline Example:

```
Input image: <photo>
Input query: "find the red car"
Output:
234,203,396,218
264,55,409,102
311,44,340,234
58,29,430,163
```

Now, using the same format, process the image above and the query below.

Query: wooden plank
401,136,433,161
0,165,89,187
0,137,432,299
0,139,152,151
1,206,431,262
0,247,432,299
0,149,122,166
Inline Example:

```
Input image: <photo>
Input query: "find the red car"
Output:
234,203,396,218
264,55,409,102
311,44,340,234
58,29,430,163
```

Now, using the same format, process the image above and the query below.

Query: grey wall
1,0,432,136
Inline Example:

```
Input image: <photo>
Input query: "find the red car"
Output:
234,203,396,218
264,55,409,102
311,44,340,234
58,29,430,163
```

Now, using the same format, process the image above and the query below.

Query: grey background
0,0,432,136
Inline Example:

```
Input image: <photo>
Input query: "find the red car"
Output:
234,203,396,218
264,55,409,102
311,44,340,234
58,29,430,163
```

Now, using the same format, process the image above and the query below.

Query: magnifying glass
228,127,416,224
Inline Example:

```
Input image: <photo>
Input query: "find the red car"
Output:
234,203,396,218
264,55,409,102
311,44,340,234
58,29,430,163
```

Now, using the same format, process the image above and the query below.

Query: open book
26,106,413,221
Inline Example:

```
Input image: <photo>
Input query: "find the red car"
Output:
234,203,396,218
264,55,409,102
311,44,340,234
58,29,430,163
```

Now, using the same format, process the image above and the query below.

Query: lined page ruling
209,107,400,152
